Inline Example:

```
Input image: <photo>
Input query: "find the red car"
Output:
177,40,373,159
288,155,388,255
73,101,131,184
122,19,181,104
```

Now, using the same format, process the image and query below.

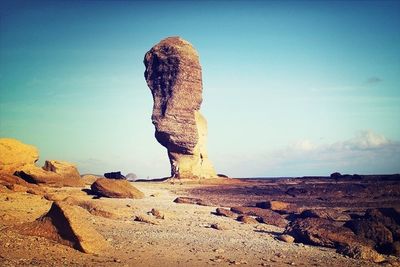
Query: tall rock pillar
144,37,216,179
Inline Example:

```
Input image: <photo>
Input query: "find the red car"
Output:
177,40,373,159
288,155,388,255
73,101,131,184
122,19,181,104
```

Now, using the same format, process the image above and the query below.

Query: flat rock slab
231,206,288,228
173,196,209,206
91,178,144,198
15,201,108,254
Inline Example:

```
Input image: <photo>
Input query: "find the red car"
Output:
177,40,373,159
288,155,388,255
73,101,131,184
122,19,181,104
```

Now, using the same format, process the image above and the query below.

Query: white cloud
341,130,390,150
292,139,317,151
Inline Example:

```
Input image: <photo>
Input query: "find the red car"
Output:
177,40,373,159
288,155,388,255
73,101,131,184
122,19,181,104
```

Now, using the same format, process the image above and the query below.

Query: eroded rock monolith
144,36,216,179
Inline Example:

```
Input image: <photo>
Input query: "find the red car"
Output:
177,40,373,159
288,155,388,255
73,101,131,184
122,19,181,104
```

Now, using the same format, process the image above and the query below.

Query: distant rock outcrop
104,171,126,180
144,36,217,179
91,178,144,198
0,138,39,174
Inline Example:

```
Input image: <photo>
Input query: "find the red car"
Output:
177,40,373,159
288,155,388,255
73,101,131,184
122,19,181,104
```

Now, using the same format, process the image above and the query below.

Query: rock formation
0,138,84,187
0,138,39,173
16,201,108,254
143,36,216,179
91,178,144,198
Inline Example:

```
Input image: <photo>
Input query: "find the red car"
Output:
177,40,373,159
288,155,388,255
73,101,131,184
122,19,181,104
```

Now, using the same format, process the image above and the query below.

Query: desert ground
1,176,400,267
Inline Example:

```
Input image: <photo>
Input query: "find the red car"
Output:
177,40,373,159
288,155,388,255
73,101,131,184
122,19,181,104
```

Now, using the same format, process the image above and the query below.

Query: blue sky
1,0,399,177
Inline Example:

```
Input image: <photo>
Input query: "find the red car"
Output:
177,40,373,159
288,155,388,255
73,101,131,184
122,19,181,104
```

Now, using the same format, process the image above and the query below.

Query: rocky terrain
0,136,398,266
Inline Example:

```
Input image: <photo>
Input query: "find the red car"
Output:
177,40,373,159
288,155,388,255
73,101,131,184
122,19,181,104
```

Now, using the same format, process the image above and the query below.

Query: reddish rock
256,201,299,214
231,206,287,228
91,178,144,199
337,244,385,263
284,218,360,248
237,215,258,224
278,234,295,243
174,197,208,206
0,173,43,193
345,219,393,248
300,209,351,222
215,208,237,218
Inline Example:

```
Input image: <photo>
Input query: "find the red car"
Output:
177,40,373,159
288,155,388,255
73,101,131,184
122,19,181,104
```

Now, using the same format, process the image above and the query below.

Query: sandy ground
0,181,395,267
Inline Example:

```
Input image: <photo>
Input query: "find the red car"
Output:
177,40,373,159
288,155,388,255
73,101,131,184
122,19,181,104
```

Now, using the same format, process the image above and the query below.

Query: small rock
174,197,208,206
237,215,258,224
134,214,158,225
210,223,229,230
215,208,237,218
150,208,165,219
278,234,295,243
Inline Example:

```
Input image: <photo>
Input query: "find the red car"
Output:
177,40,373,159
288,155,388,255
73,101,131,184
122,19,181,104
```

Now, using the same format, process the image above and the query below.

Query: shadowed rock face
144,36,216,179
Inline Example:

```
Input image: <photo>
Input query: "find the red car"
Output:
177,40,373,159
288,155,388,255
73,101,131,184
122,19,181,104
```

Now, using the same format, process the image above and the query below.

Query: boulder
337,244,385,263
15,164,84,187
174,197,209,206
284,217,360,248
237,215,258,224
63,197,119,219
104,171,126,180
16,201,108,254
300,209,351,222
0,138,39,174
255,200,300,214
144,36,217,179
91,178,144,198
278,234,295,243
231,206,287,228
43,160,81,180
345,219,393,248
365,208,400,237
215,208,237,218
0,173,43,193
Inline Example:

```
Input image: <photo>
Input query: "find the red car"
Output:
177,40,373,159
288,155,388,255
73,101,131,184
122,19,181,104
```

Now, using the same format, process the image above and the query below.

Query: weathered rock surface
231,206,288,228
337,244,385,263
278,234,295,243
300,209,351,222
43,160,81,180
237,215,258,224
0,138,39,174
0,173,44,193
144,36,216,179
173,196,209,206
256,200,301,214
284,217,360,248
91,178,144,198
346,219,393,248
215,208,237,218
344,208,400,255
15,164,84,187
16,201,108,254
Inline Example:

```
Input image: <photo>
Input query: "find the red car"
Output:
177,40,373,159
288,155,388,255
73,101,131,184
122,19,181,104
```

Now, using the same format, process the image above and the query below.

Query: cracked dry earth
0,182,392,267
